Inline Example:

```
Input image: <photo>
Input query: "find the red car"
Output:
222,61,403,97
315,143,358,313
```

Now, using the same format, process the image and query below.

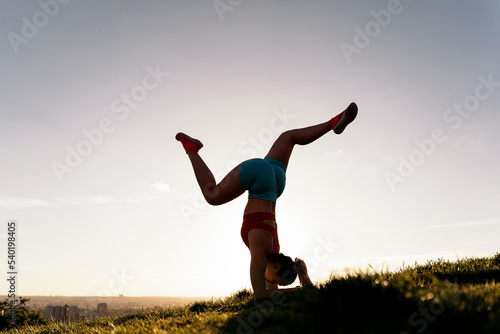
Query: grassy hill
6,253,500,333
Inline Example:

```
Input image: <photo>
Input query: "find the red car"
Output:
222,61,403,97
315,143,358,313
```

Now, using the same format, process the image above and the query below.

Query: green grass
7,253,500,333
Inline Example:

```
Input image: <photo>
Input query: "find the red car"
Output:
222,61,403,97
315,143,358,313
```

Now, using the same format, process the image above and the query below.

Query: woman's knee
206,197,224,206
277,130,296,145
203,167,243,206
202,186,222,206
203,185,238,206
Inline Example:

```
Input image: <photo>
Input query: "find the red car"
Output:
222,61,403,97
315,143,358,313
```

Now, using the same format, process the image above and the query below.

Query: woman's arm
249,251,269,299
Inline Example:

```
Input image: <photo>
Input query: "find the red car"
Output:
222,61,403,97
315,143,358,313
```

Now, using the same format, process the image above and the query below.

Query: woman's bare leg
177,102,356,204
265,122,331,168
186,152,245,206
265,102,357,167
184,119,332,204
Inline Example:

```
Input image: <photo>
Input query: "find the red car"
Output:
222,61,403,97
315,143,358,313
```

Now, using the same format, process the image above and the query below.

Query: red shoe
175,132,203,153
329,102,358,134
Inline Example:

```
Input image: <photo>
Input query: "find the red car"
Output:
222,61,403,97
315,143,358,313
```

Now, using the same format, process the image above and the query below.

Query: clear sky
1,0,499,297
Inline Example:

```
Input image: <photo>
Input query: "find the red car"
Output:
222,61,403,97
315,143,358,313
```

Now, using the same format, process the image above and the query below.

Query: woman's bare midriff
244,198,277,229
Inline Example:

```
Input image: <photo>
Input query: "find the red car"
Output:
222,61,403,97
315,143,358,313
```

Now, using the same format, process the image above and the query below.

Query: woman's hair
271,253,297,286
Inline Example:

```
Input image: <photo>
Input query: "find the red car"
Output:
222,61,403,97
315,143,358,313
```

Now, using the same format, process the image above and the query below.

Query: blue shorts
238,158,287,203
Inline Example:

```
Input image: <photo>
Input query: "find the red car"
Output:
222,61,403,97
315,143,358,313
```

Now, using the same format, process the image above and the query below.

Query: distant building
62,304,69,322
68,306,79,322
42,305,79,322
43,305,63,321
97,303,108,316
79,308,97,321
53,306,62,321
42,306,54,321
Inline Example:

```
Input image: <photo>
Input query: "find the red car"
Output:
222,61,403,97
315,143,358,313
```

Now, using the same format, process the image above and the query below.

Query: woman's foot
330,102,358,134
175,132,204,153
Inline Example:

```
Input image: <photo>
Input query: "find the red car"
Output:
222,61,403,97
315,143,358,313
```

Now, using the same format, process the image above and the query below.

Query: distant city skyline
1,0,499,297
14,295,206,323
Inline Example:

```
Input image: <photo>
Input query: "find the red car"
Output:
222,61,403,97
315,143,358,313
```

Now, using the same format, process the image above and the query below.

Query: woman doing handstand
175,102,358,299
